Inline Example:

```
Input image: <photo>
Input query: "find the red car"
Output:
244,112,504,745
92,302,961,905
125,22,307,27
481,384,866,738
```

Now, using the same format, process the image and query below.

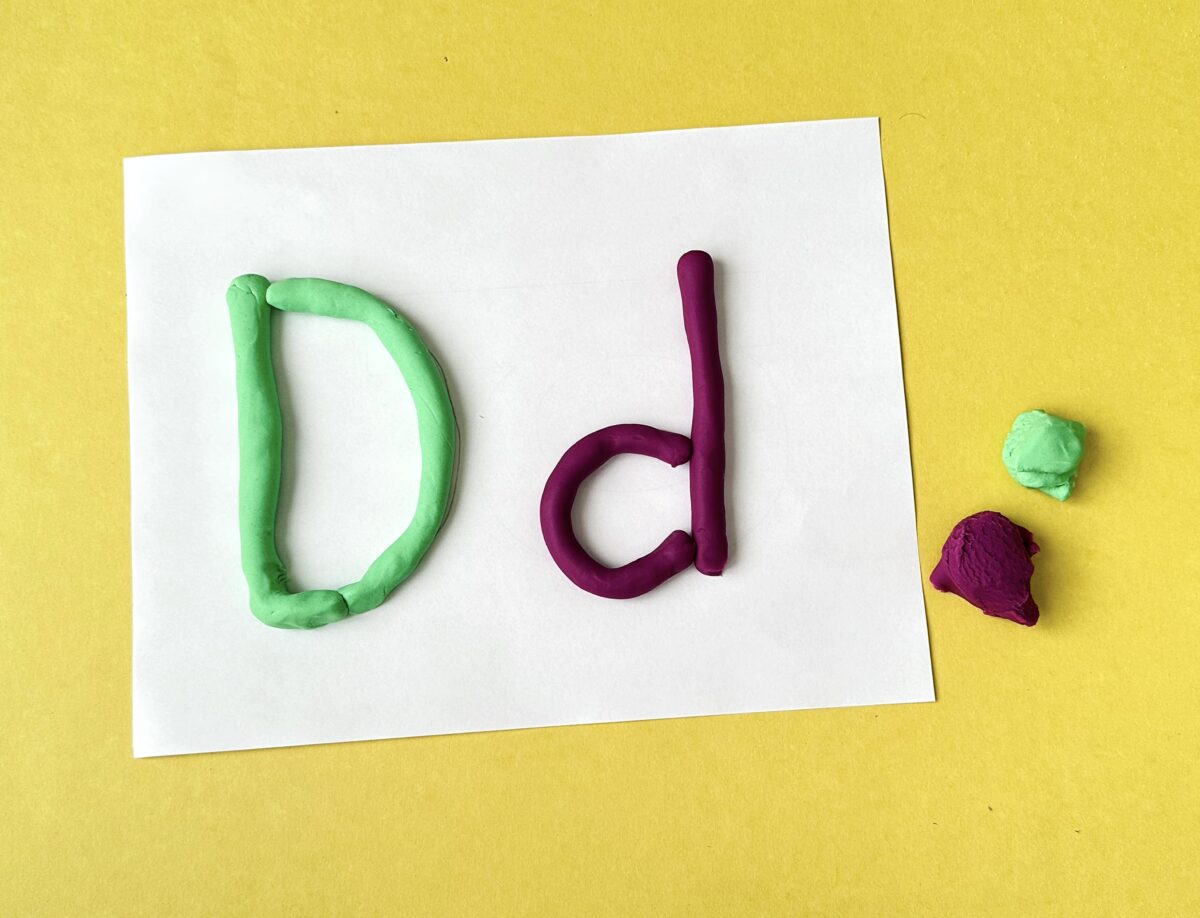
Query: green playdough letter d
226,275,458,630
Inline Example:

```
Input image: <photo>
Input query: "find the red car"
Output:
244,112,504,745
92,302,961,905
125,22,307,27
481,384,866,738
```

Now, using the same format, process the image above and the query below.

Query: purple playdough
929,511,1041,626
679,250,728,574
539,251,728,599
539,425,696,599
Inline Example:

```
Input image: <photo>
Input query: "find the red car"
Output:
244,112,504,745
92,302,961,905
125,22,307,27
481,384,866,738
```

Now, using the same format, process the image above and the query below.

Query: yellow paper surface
1,1,1198,914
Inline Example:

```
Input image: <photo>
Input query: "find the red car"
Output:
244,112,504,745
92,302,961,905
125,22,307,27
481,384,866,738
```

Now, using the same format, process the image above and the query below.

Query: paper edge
120,116,881,165
133,690,936,759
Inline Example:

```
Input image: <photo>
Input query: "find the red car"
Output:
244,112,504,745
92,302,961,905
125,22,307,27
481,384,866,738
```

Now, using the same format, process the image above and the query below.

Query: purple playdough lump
929,511,1041,626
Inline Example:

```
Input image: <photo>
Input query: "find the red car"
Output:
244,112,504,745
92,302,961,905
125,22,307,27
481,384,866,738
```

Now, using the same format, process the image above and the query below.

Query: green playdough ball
1002,409,1087,501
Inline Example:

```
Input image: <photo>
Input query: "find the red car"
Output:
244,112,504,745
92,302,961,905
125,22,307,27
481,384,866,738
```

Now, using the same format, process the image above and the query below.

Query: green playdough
227,275,458,629
1002,409,1086,501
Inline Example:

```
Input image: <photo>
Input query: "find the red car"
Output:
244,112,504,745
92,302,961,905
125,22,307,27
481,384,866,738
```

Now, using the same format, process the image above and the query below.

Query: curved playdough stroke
226,275,458,629
540,251,728,599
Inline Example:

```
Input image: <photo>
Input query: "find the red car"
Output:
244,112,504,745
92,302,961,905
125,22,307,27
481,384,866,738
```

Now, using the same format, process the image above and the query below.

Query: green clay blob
227,275,458,629
1002,409,1086,501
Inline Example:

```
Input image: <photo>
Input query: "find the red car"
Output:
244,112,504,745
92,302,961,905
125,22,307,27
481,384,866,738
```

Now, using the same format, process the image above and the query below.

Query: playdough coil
539,251,728,599
226,275,458,629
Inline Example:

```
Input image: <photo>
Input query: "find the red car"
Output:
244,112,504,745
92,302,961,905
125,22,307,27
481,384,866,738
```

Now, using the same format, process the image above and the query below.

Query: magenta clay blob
930,511,1041,626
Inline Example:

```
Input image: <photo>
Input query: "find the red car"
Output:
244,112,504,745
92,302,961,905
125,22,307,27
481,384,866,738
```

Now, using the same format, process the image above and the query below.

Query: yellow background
2,1,1198,914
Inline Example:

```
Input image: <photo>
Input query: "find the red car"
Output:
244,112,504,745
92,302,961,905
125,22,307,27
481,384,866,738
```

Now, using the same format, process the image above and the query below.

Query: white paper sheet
126,118,933,757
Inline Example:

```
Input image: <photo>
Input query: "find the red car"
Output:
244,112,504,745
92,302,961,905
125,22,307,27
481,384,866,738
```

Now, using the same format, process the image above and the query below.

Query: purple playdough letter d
539,251,729,599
